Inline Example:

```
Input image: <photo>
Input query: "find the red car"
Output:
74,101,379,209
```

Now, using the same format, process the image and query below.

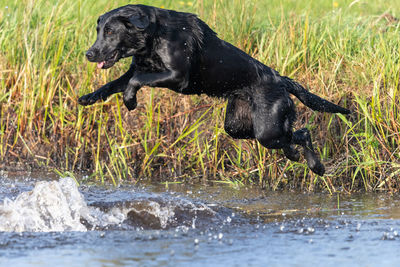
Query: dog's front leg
123,79,141,111
78,65,135,106
123,71,186,110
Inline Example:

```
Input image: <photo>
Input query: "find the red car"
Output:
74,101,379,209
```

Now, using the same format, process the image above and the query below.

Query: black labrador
78,4,350,176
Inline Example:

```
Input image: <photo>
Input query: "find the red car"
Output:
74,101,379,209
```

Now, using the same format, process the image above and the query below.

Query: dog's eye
105,30,113,35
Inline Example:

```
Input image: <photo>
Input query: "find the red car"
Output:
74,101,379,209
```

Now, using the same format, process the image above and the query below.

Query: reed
0,0,399,192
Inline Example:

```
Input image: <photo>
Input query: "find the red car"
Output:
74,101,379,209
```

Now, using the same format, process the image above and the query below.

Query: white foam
0,178,215,232
0,178,129,232
0,178,88,232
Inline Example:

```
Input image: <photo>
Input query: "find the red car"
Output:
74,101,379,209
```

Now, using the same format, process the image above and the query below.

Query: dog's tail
283,76,350,114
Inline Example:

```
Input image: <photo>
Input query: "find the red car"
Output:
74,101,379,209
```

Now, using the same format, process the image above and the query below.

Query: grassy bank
0,0,399,192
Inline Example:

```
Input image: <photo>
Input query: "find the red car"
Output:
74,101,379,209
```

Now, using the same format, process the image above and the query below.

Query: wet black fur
78,4,350,176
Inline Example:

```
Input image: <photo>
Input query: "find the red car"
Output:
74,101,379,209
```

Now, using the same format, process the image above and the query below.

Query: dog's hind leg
224,93,255,139
292,128,325,176
251,88,296,151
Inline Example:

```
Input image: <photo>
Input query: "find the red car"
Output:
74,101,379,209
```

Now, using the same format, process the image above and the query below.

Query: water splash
0,178,216,232
0,178,101,232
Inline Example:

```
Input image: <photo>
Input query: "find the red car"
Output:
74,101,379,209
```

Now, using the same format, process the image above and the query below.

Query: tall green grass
0,0,399,192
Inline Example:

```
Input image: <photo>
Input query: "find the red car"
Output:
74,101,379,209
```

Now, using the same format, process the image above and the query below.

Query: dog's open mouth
97,50,120,69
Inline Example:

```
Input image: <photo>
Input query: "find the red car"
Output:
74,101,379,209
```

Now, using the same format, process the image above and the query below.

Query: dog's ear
123,14,149,30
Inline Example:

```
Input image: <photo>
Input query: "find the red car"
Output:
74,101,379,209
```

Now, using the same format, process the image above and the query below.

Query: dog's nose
86,50,95,61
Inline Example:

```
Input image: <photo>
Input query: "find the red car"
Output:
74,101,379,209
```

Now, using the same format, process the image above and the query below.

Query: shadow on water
0,173,399,266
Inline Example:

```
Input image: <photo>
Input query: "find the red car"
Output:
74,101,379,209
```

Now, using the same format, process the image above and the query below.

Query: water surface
0,174,399,266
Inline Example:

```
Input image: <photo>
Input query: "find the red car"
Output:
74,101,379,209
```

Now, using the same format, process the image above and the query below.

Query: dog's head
86,5,155,69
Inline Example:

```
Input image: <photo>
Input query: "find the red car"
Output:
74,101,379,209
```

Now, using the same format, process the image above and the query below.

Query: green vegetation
0,0,399,192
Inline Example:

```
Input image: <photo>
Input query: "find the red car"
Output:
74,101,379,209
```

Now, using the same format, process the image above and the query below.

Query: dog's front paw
123,97,137,111
123,87,138,111
78,89,109,106
78,93,97,106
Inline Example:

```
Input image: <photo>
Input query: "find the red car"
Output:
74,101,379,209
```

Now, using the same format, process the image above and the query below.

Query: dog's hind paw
304,150,325,176
310,161,325,176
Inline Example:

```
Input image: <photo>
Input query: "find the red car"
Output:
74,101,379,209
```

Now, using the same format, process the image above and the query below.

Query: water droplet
307,227,315,233
218,233,223,240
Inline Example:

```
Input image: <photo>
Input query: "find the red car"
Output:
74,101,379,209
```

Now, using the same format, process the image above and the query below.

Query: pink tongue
97,61,105,69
